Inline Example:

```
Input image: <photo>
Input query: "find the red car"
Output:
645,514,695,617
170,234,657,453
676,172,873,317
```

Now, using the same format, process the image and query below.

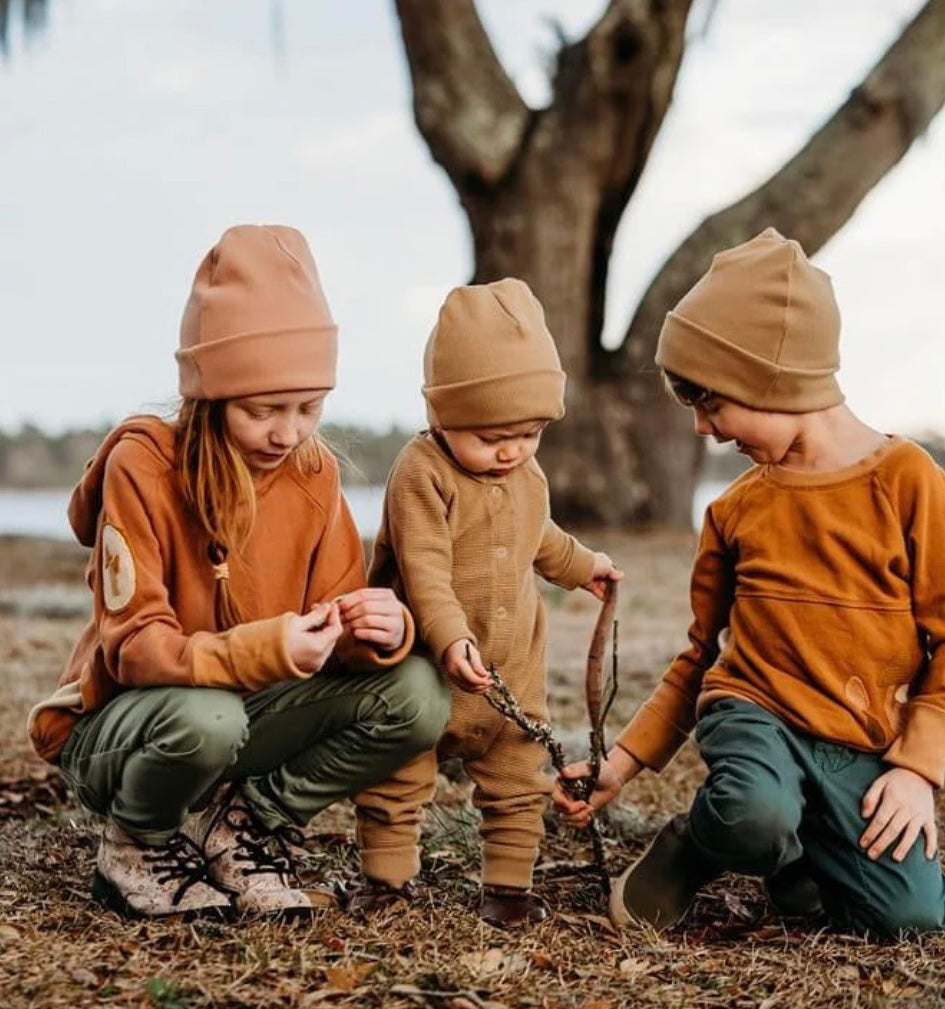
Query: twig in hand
583,580,619,800
480,584,620,900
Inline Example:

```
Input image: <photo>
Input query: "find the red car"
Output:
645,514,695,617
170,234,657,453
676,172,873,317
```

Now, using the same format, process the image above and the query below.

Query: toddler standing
355,278,621,926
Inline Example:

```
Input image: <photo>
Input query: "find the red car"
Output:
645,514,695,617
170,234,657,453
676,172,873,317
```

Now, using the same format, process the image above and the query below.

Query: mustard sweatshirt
28,416,413,762
617,437,945,786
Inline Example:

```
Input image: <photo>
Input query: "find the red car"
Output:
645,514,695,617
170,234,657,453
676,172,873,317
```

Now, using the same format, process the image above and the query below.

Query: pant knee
692,786,799,871
848,891,945,937
149,690,248,772
380,656,450,750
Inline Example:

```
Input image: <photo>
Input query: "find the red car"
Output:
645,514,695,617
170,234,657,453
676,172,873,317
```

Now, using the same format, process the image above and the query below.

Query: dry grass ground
2,532,944,1009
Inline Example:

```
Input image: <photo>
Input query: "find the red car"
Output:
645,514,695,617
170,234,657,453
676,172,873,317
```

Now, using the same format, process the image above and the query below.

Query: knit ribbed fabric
358,432,597,888
656,228,843,412
177,224,337,399
422,278,565,428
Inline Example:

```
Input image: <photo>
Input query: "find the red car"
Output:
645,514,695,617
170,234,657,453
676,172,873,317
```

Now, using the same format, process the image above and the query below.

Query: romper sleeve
533,518,597,590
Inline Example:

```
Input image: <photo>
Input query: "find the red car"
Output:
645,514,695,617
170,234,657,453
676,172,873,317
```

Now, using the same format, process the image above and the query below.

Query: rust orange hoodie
28,415,413,763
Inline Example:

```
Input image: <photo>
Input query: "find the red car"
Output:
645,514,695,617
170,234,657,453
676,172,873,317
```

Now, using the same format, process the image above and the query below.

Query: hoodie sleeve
95,438,300,693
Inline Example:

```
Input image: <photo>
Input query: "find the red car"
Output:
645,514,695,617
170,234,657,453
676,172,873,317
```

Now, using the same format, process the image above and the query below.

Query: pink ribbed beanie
177,225,337,399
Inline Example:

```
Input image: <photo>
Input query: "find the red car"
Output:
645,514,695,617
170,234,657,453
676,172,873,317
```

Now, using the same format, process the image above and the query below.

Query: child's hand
552,748,642,828
859,766,938,862
582,551,623,600
442,639,492,694
286,602,343,673
336,587,406,652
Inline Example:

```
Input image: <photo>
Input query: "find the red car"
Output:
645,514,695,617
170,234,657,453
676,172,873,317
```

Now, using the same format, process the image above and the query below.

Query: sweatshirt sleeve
881,453,945,785
615,506,736,770
383,451,473,662
304,473,414,671
533,518,597,589
97,440,299,693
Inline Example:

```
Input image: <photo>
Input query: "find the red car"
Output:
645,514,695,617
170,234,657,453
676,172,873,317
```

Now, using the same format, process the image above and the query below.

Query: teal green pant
690,698,945,935
58,656,450,847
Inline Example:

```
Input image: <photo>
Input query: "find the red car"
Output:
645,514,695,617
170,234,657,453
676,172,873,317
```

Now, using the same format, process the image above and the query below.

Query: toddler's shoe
92,821,234,920
184,784,321,918
343,877,417,915
480,885,548,928
764,856,823,917
608,814,718,930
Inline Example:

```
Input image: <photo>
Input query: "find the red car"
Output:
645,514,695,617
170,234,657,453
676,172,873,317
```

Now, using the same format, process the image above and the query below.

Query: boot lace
214,795,304,884
141,833,225,906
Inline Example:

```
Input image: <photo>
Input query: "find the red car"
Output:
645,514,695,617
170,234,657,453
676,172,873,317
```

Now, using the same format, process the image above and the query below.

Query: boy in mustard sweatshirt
355,278,621,926
555,228,945,937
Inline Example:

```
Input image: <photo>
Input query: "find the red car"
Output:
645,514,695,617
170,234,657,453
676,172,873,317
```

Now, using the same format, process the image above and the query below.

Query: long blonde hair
175,398,323,629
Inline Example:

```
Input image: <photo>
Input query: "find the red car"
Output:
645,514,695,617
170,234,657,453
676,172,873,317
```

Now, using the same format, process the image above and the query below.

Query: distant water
0,482,726,541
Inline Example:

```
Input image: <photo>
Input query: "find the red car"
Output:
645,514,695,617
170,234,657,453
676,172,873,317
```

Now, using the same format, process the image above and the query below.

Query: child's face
224,389,328,475
692,395,798,465
440,420,548,477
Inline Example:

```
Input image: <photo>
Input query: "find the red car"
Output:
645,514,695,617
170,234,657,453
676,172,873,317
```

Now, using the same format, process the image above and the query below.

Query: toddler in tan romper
355,278,621,926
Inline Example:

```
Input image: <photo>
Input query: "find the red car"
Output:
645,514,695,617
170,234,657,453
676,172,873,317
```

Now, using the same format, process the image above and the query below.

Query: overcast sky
1,0,943,437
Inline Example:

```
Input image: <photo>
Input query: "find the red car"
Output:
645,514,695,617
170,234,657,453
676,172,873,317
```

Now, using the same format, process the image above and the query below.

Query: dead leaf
556,911,618,934
530,951,555,970
324,962,377,991
299,989,347,1007
722,891,753,919
68,967,98,987
459,947,527,976
618,957,657,977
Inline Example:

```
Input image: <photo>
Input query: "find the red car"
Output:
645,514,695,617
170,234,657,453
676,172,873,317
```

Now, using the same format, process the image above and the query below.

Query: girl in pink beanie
28,225,450,921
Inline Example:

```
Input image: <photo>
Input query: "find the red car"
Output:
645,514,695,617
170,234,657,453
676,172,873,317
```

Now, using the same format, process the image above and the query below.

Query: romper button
496,606,507,618
491,486,501,496
496,546,507,559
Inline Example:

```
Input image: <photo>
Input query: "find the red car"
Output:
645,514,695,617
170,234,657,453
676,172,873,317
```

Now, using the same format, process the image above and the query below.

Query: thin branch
618,0,945,361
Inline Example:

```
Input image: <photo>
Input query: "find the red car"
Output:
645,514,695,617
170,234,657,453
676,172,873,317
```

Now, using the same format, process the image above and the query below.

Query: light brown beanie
655,227,843,412
422,278,565,428
176,225,337,399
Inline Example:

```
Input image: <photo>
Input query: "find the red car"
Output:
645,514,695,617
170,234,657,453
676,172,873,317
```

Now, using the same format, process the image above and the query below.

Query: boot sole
91,871,235,922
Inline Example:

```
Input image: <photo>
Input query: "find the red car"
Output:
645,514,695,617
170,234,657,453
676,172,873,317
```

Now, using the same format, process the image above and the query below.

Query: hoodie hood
68,416,176,547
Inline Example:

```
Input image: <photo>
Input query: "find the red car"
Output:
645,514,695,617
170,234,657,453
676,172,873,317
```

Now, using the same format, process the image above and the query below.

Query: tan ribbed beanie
655,228,843,412
422,278,566,428
177,225,337,399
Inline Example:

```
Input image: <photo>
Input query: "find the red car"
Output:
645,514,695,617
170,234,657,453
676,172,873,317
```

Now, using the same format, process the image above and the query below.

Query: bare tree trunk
395,0,945,528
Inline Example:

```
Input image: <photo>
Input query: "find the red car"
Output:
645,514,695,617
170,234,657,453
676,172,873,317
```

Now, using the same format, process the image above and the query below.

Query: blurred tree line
0,423,419,489
2,423,941,491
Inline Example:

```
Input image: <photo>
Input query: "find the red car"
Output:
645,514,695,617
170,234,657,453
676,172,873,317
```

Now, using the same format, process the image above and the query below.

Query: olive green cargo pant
58,656,450,846
689,698,945,935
